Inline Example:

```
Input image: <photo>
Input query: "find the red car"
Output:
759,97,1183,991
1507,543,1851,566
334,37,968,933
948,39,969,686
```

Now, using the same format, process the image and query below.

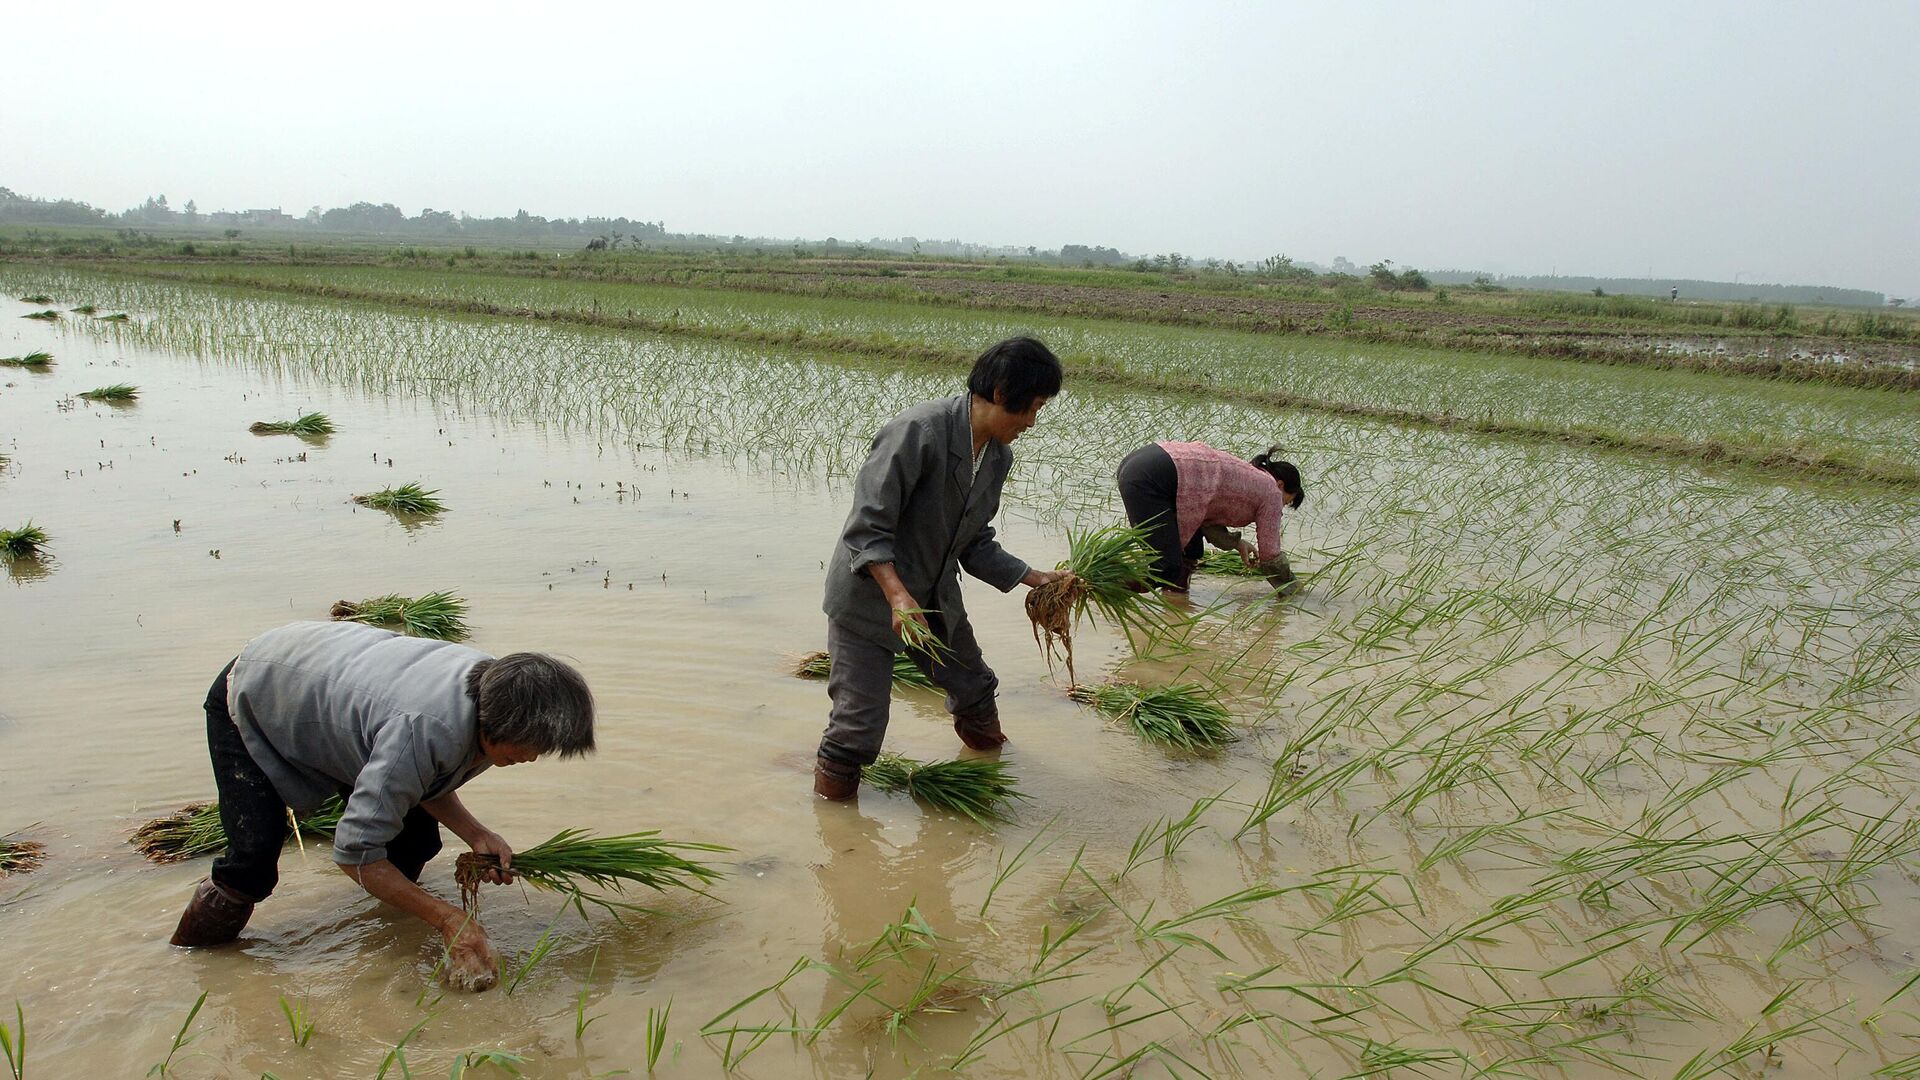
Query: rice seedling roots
1025,577,1083,685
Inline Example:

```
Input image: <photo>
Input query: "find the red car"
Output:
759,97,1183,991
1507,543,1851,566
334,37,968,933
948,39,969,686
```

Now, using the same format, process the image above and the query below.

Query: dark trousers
817,611,997,769
1117,444,1201,590
205,661,442,901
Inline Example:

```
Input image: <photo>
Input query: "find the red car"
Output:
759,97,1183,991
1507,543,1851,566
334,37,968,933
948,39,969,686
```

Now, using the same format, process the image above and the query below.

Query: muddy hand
470,831,515,885
443,919,499,992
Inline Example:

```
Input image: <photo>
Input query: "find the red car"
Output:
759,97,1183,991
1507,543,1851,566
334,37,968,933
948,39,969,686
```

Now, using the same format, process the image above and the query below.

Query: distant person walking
1114,441,1304,594
1670,286,1679,301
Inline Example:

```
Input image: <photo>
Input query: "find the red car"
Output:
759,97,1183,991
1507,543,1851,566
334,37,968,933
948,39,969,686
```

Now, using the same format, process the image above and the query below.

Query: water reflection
808,800,993,1077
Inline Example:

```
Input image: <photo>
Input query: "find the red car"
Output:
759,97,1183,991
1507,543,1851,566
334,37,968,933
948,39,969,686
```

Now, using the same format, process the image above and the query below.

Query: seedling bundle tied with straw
1024,521,1170,685
455,829,729,917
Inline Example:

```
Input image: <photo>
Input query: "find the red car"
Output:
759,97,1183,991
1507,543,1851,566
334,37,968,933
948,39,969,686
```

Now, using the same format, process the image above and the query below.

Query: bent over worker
167,620,594,991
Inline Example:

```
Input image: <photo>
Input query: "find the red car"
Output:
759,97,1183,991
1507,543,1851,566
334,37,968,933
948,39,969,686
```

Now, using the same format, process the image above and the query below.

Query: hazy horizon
7,1,1915,296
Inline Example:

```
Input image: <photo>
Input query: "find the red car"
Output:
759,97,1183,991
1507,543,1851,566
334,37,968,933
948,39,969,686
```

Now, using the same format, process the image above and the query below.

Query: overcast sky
7,1,1916,294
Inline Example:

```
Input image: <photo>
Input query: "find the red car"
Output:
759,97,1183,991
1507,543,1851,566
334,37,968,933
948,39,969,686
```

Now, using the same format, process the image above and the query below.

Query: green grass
78,383,138,401
352,482,446,515
1068,680,1237,750
248,411,335,435
329,591,470,640
455,828,729,916
0,523,49,561
0,350,53,368
862,754,1030,824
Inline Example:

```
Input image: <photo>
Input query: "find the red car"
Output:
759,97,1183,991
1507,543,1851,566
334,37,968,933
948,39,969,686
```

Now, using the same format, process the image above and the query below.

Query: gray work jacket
228,620,492,866
823,394,1030,650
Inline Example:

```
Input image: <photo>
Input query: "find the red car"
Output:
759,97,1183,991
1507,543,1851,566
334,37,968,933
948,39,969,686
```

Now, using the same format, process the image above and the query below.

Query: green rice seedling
1068,680,1235,750
375,1015,431,1080
893,607,950,662
503,906,565,995
96,312,130,322
1025,521,1169,684
645,998,672,1073
573,949,603,1038
131,795,345,863
248,411,335,435
791,649,937,690
1,1001,21,1080
352,482,447,515
0,523,50,562
1196,550,1266,577
16,294,51,304
70,304,97,315
0,351,52,369
277,996,316,1047
454,828,728,915
861,753,1029,824
79,383,139,402
21,310,59,321
330,591,470,641
449,1050,526,1077
146,991,207,1077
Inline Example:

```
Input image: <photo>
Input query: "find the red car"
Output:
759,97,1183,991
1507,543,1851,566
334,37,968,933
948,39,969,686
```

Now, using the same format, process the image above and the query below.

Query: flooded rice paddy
3,267,1919,1077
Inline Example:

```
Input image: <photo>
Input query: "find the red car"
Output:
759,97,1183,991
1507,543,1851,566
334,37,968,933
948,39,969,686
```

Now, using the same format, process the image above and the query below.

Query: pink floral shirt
1159,441,1287,562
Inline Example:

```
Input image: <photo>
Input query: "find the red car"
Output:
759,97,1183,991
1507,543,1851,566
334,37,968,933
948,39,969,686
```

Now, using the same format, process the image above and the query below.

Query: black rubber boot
169,877,256,947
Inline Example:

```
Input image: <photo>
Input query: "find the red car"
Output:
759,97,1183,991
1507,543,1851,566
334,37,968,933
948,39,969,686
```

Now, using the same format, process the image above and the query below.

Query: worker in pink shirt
1114,442,1304,593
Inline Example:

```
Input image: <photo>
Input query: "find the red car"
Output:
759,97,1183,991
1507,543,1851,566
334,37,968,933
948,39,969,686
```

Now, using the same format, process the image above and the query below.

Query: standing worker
167,620,596,991
813,336,1072,800
1115,441,1305,593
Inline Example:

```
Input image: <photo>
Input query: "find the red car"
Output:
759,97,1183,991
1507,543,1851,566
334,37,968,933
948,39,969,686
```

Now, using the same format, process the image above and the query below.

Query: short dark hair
1251,446,1305,509
967,336,1063,413
465,653,595,758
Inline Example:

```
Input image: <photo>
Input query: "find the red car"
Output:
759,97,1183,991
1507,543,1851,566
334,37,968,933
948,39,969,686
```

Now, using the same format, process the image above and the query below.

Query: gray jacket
823,394,1031,649
228,621,492,866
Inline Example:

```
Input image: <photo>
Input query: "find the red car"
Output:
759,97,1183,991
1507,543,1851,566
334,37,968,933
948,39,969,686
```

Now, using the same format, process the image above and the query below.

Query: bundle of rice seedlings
130,796,345,863
330,591,471,641
0,830,47,876
1068,681,1237,751
352,483,446,515
862,753,1029,824
1196,550,1265,578
0,350,54,368
0,522,50,562
1024,521,1169,684
17,293,52,304
79,383,139,402
455,828,729,915
22,310,60,321
792,650,938,690
249,412,335,435
70,303,98,315
97,312,131,322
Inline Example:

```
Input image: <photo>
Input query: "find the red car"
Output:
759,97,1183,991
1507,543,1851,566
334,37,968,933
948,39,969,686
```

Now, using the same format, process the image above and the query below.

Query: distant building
241,208,295,227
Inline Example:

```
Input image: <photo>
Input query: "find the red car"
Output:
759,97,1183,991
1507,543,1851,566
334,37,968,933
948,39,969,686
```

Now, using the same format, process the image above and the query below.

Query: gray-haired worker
168,620,594,991
814,336,1072,799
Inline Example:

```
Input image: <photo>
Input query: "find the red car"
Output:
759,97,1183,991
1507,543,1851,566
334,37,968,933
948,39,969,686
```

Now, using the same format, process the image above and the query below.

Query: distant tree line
0,186,666,244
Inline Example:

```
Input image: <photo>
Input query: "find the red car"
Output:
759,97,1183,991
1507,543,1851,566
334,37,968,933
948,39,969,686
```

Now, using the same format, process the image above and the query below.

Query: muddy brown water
2,288,1916,1077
